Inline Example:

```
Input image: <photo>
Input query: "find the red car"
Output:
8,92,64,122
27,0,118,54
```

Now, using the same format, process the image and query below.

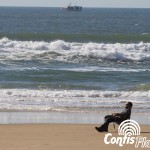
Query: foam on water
55,66,149,72
0,38,149,112
0,38,150,64
0,89,149,112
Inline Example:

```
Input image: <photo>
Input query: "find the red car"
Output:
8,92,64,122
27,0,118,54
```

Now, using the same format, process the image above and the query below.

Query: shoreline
0,111,150,125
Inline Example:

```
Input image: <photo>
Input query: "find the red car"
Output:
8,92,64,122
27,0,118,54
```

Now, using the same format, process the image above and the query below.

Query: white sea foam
0,38,150,64
0,89,149,112
55,66,149,72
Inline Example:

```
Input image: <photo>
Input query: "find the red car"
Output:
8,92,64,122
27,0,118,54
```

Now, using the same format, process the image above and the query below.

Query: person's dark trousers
98,115,115,131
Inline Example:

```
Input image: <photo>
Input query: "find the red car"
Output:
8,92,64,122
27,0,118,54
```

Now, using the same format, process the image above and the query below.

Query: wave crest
0,38,150,63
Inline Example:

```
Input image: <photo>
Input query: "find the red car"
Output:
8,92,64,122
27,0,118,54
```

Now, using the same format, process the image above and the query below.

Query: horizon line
0,5,150,9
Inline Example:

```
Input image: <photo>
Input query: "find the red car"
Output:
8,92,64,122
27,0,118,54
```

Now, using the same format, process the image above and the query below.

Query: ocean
0,7,150,115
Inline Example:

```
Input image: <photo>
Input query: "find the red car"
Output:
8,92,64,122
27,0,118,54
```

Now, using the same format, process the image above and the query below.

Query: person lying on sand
95,101,133,132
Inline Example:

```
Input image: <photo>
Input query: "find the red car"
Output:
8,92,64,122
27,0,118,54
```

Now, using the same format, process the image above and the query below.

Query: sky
0,0,150,8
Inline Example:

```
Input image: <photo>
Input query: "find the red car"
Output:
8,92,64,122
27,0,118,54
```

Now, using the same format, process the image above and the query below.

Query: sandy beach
0,123,149,150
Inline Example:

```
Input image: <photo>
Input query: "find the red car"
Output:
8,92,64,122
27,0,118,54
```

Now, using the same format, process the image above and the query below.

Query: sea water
0,7,150,115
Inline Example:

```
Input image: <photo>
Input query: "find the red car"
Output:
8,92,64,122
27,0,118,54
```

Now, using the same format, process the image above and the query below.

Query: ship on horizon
62,3,82,12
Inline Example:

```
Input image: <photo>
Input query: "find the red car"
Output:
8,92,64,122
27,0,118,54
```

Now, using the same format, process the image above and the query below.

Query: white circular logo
118,119,141,136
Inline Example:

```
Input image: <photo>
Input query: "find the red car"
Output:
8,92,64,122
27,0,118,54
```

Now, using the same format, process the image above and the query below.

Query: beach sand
0,124,149,150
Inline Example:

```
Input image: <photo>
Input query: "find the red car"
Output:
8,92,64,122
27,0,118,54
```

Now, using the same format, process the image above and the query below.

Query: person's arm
112,113,122,117
113,109,131,119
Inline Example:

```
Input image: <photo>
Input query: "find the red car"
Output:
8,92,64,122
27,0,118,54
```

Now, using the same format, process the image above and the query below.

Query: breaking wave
0,38,150,64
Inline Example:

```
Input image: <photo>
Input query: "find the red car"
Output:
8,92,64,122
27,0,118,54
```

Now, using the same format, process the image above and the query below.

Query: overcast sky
0,0,150,8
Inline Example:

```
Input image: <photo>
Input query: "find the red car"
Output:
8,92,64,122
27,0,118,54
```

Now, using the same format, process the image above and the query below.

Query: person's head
125,101,133,109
